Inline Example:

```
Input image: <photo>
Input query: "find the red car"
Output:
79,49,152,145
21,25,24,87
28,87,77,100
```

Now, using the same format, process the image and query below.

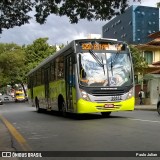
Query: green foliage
157,2,160,7
0,38,58,88
25,38,57,72
129,45,148,74
0,43,26,86
0,0,141,33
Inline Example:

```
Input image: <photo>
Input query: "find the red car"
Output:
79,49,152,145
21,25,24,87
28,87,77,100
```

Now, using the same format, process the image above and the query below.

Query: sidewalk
135,104,157,111
0,120,19,160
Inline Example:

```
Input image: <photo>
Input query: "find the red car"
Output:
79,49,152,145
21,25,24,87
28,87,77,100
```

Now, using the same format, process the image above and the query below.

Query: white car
0,98,3,105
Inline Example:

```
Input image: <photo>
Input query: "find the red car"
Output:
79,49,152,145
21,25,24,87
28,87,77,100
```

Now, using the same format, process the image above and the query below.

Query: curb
134,108,157,111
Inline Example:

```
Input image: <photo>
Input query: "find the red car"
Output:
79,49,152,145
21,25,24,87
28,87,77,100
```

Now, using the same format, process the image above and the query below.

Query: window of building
121,26,124,30
104,28,109,32
117,20,121,24
144,51,153,64
148,21,152,25
114,31,117,34
129,21,132,25
141,12,145,15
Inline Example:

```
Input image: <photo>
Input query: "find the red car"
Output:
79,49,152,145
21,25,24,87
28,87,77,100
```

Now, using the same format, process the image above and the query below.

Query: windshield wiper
89,50,103,67
110,51,120,76
89,50,105,75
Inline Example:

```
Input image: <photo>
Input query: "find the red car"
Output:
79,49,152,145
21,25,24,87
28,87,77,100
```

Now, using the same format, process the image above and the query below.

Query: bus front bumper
76,97,135,113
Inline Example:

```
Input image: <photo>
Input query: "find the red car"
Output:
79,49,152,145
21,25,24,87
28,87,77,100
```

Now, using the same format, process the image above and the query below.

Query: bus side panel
50,79,66,111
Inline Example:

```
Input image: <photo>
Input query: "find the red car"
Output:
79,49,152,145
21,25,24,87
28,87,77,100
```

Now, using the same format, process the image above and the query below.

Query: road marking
128,118,160,124
0,114,32,151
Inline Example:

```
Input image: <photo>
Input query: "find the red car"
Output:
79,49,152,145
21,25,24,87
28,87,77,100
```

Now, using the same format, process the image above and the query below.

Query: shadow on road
32,109,126,121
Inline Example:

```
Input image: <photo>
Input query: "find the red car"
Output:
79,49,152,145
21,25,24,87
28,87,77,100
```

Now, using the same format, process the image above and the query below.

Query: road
0,102,160,160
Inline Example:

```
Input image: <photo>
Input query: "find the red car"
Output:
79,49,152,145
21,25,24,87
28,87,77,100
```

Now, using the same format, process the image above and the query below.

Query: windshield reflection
78,51,132,87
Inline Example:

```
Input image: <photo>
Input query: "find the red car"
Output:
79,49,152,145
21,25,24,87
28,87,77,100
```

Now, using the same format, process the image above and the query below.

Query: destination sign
81,43,124,51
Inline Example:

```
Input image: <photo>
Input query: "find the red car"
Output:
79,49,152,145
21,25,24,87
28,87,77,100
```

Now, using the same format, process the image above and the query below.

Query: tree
157,2,160,7
0,0,141,33
0,38,57,95
129,45,148,74
0,43,26,87
25,37,57,72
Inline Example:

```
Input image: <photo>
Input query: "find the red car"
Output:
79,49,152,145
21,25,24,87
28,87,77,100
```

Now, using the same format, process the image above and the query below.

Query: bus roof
26,38,121,76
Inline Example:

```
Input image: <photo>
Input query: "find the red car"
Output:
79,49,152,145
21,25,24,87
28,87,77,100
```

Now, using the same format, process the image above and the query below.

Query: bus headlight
126,88,134,99
80,90,90,101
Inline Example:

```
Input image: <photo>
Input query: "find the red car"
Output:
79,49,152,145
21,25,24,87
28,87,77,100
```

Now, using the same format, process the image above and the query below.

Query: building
102,5,159,45
136,31,160,104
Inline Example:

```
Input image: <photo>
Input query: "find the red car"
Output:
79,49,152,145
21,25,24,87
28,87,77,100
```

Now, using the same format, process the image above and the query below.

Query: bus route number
82,43,109,50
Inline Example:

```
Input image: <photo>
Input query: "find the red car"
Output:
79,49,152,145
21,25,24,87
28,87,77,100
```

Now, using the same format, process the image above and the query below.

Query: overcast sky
0,0,159,46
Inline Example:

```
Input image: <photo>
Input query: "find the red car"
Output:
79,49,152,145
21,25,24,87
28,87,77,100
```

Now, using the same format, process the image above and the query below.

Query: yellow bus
15,91,26,102
27,39,135,117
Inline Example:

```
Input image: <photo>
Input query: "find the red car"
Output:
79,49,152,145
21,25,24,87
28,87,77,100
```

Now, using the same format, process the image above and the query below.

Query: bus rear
74,39,134,116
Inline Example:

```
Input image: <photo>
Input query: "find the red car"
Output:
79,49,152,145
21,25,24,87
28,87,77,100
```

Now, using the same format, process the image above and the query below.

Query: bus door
44,67,50,109
65,55,75,111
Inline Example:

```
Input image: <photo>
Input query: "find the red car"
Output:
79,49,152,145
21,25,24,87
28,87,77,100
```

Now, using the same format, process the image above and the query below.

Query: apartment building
102,5,159,45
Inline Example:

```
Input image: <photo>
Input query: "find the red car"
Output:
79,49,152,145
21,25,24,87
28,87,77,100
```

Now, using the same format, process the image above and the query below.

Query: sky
0,0,159,46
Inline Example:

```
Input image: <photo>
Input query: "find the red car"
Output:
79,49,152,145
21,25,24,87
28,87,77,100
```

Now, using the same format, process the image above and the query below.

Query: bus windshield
78,51,132,87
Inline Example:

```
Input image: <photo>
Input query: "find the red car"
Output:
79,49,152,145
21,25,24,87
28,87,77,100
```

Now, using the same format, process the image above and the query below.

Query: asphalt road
0,102,160,160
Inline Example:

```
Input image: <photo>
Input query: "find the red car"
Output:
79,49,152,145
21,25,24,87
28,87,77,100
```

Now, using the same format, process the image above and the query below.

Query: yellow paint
0,114,32,151
15,91,25,102
77,97,135,113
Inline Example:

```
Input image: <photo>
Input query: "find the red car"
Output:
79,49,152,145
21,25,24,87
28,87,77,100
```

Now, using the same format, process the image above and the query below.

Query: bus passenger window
56,57,64,79
51,61,55,81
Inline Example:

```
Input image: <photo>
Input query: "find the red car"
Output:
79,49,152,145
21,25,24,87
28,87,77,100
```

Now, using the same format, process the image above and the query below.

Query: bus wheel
101,112,111,117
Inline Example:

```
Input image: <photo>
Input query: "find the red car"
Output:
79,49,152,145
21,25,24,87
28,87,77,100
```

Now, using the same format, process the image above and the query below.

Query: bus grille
90,90,124,96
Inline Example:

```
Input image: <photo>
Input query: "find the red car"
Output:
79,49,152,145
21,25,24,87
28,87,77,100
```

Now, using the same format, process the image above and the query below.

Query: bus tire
35,97,41,113
101,112,111,117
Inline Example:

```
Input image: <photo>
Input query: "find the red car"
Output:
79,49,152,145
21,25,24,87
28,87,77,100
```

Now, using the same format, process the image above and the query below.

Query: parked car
157,97,160,115
4,96,9,101
0,98,3,105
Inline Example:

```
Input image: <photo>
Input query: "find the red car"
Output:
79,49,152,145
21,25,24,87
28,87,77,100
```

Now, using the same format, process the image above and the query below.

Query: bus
15,90,26,102
27,39,135,117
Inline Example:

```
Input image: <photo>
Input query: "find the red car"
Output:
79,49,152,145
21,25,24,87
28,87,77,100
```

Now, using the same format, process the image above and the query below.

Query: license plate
104,104,114,108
